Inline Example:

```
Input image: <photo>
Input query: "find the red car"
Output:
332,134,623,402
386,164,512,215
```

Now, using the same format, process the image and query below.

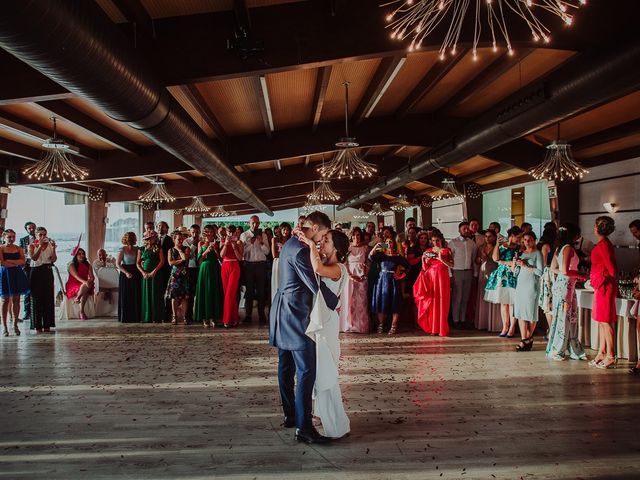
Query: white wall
578,157,640,273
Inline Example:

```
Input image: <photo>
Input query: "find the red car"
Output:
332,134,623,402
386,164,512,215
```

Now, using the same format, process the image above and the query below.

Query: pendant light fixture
138,177,176,206
318,82,378,180
22,117,89,181
528,123,589,181
184,196,211,213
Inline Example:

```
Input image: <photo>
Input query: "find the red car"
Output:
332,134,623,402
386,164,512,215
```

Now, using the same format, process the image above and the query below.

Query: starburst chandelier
138,177,176,205
369,202,389,216
318,82,378,180
528,124,588,181
308,180,340,203
301,197,327,215
210,205,230,217
464,182,482,199
22,117,89,181
87,187,104,202
184,196,210,213
381,0,586,58
353,209,372,220
390,193,415,211
433,174,464,201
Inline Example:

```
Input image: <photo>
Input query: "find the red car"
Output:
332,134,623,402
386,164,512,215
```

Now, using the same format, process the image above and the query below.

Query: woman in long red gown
589,216,618,369
414,231,453,336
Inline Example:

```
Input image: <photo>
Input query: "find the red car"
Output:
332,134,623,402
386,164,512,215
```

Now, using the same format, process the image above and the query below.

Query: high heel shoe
628,366,640,376
376,323,384,334
14,323,20,336
596,357,616,370
388,325,397,335
515,337,533,352
2,329,8,337
171,315,177,325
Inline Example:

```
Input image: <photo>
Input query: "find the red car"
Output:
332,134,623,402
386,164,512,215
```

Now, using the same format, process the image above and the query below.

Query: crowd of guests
1,215,639,373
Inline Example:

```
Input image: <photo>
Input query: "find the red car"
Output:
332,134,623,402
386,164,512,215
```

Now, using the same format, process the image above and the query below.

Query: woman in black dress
116,231,141,323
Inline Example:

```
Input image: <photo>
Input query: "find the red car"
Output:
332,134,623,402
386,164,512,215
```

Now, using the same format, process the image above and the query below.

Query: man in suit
269,211,332,444
19,221,37,321
157,221,174,320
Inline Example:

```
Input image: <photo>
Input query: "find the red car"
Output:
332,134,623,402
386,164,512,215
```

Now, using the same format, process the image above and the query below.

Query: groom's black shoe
282,416,296,428
295,427,331,445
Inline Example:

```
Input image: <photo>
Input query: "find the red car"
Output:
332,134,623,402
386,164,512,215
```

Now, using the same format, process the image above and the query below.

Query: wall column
142,208,155,227
87,198,107,262
420,205,432,228
393,210,406,233
464,193,483,224
0,190,8,230
550,180,579,226
173,210,184,230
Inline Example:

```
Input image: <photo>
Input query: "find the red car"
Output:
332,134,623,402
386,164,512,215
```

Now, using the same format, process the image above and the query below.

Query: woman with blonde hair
165,230,191,324
116,232,140,323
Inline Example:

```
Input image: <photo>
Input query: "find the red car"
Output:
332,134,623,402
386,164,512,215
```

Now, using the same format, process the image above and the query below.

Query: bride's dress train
306,263,350,439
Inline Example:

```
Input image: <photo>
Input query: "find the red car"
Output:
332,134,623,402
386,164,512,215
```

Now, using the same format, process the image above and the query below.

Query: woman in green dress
137,231,165,323
166,230,191,325
194,224,224,327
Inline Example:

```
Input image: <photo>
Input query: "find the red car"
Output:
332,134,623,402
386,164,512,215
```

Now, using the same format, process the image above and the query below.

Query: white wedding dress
306,263,351,439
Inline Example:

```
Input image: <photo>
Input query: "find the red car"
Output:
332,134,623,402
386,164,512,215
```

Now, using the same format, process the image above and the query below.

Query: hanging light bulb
369,202,389,216
211,205,230,217
22,117,89,181
307,180,340,203
390,193,414,211
421,195,433,207
138,177,176,205
528,124,589,181
433,174,464,201
353,209,372,220
464,182,482,199
87,187,104,202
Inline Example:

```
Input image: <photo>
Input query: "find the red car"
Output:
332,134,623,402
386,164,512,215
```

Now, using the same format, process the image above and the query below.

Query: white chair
93,264,119,317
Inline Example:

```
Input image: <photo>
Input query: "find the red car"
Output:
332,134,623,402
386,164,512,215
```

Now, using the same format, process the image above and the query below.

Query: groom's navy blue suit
269,236,318,430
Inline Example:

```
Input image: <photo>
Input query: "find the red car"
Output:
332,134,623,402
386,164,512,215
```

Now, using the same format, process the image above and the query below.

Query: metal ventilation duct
340,36,640,209
0,1,272,215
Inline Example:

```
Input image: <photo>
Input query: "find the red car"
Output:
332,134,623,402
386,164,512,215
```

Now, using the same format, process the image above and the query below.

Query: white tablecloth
576,288,638,362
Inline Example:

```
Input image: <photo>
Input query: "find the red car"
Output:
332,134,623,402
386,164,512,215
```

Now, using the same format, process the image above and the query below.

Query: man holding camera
240,215,270,324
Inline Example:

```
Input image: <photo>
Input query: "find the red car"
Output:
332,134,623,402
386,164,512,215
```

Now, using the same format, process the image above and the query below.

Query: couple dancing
269,211,351,444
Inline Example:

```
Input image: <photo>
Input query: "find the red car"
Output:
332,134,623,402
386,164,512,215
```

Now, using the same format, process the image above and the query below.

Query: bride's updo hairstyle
329,229,350,264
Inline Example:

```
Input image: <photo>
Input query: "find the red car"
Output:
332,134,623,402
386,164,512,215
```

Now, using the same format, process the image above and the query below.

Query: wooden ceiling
1,0,639,215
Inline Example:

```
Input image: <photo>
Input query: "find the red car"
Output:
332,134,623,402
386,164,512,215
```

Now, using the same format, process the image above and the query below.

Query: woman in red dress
413,231,453,336
589,216,618,369
65,247,95,320
220,225,244,327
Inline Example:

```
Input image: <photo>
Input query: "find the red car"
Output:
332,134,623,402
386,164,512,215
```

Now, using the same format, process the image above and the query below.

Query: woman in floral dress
339,227,370,333
165,230,191,324
484,226,522,337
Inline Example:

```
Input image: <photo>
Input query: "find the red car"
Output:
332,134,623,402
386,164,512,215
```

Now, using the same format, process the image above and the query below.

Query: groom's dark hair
306,211,331,230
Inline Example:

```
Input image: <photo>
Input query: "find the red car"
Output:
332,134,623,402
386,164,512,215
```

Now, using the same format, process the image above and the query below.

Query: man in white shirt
448,221,478,328
240,215,270,324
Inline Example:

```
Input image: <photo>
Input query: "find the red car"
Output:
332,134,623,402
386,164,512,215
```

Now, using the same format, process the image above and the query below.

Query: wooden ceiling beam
100,178,140,189
110,0,155,43
177,84,227,141
0,137,42,162
581,144,640,168
458,164,514,184
37,100,142,155
0,111,96,160
482,138,545,171
0,50,73,105
252,76,274,138
437,49,535,114
572,118,640,152
396,48,468,118
227,113,462,166
311,66,332,132
145,0,631,86
353,56,406,125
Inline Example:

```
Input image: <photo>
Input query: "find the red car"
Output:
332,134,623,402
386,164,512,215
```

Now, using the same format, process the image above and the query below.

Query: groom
269,211,333,444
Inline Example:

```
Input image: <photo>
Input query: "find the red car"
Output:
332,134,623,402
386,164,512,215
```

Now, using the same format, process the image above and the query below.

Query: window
105,202,140,257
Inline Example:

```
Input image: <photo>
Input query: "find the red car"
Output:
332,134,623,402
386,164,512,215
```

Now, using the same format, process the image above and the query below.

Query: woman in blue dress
484,226,522,338
513,231,543,351
0,229,29,336
369,236,409,335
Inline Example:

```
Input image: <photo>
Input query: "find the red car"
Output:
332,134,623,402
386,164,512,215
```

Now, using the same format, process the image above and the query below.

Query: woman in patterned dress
484,226,522,338
137,231,165,323
546,223,589,361
165,230,191,324
537,223,557,339
339,227,370,333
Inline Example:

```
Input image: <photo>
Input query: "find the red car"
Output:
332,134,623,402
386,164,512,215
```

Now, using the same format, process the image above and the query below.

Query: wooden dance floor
1,319,639,479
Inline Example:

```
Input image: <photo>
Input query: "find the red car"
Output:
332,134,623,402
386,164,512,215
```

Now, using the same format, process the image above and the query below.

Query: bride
297,228,351,439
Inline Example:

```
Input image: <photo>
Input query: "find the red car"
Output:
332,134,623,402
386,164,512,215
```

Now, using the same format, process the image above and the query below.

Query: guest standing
0,230,29,336
184,224,201,322
537,224,557,337
485,226,522,337
474,229,502,331
157,221,174,319
165,231,191,324
240,216,269,324
195,224,224,327
369,238,409,335
448,222,478,328
28,227,57,333
546,223,588,361
404,227,422,294
414,231,453,336
19,221,36,323
137,231,165,323
65,247,95,320
271,222,292,302
220,225,244,327
116,232,140,323
589,216,618,369
339,227,369,333
513,232,543,351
